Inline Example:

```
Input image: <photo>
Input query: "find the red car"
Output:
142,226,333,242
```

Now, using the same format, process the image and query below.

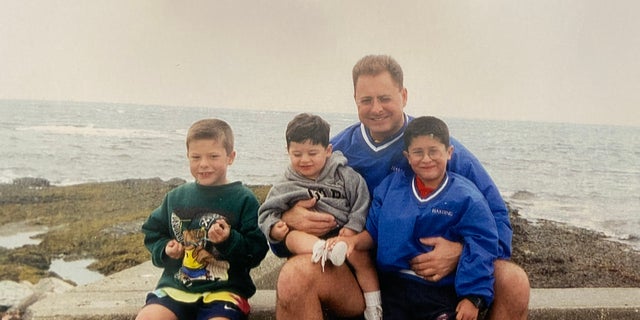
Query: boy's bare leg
135,304,177,320
284,230,321,255
488,259,530,320
276,254,365,320
346,249,379,293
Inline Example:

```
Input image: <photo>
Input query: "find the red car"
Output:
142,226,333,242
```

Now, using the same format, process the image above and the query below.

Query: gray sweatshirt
258,151,370,243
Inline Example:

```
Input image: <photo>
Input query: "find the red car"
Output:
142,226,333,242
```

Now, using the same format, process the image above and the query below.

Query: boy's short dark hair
186,118,234,155
285,113,330,148
404,116,450,150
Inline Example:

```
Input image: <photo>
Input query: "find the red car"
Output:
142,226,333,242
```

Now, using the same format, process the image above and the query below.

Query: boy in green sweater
136,118,268,320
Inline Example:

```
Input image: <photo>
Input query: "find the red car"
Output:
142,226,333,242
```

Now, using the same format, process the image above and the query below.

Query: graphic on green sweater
170,211,230,286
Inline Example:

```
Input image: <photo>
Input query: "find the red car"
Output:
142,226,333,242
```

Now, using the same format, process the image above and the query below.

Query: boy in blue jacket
344,116,498,320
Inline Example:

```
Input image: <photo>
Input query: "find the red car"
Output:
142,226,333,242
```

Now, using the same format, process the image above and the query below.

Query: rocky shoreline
1,178,640,316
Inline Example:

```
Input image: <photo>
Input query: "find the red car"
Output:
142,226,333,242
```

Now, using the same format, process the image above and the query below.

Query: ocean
2,100,639,251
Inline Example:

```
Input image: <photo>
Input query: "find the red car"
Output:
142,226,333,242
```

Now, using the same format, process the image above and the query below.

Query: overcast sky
1,0,639,126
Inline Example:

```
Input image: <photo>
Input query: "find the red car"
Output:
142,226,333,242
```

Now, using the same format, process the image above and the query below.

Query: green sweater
141,181,268,298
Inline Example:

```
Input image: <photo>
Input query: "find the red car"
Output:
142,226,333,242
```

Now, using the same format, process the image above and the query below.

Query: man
276,55,530,319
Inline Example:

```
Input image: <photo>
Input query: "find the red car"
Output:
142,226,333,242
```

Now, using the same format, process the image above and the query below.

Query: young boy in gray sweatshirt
258,113,382,320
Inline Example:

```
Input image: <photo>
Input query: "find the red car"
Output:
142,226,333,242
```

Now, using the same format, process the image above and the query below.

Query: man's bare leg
276,254,365,320
489,260,530,320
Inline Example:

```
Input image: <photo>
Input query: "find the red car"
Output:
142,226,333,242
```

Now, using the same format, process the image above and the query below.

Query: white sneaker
328,241,347,266
311,240,326,263
364,305,383,320
321,246,328,272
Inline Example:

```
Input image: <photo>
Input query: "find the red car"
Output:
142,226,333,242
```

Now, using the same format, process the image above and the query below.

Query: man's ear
401,87,408,108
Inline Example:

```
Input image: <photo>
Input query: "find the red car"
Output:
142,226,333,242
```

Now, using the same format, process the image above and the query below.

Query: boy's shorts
379,273,458,320
145,289,249,320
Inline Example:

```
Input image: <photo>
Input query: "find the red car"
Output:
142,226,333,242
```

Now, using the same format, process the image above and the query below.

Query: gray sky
1,0,639,126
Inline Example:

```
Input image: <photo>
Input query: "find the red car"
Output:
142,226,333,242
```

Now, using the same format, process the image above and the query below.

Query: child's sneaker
328,241,347,266
364,305,383,320
311,240,326,264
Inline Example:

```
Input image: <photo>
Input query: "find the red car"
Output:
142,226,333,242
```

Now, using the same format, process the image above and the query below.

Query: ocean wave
510,190,536,200
618,233,640,242
16,125,171,139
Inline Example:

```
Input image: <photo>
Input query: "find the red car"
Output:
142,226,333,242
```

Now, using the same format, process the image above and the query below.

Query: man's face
354,71,407,142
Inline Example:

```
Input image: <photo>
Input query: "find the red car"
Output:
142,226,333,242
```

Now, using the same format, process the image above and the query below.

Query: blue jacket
367,171,498,305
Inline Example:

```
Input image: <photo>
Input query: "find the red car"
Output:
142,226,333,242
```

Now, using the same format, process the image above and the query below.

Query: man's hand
409,237,462,282
281,197,337,237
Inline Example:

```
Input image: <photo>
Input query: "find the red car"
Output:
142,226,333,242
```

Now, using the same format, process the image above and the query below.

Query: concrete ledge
25,254,282,320
24,290,275,320
24,258,640,320
528,288,640,319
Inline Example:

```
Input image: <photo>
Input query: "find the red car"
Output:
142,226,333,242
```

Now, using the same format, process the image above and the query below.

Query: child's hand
338,227,357,237
207,218,231,244
338,231,374,258
340,236,356,258
165,239,184,259
455,298,479,320
270,220,290,241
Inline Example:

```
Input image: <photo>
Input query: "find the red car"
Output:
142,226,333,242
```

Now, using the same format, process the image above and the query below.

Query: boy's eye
410,150,424,157
428,149,442,158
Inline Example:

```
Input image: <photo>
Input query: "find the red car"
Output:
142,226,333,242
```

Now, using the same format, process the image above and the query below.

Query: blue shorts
145,292,248,320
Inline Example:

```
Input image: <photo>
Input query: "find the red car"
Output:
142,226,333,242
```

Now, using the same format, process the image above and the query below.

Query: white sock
364,291,381,307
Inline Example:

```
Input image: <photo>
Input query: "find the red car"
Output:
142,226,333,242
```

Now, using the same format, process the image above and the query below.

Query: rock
11,178,50,188
7,249,50,271
32,278,74,295
0,281,34,311
166,177,187,187
101,220,144,236
1,310,22,320
0,277,74,315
